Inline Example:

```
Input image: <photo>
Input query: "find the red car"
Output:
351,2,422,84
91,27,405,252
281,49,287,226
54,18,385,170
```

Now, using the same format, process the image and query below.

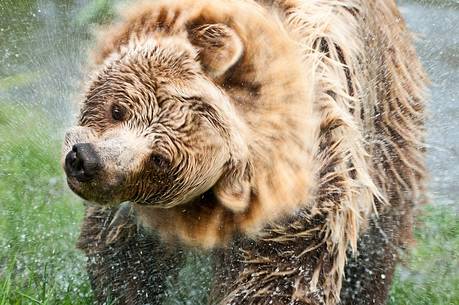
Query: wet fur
76,0,427,304
85,0,318,247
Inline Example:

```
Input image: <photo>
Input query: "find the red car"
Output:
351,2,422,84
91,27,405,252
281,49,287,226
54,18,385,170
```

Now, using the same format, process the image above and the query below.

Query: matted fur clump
62,0,428,304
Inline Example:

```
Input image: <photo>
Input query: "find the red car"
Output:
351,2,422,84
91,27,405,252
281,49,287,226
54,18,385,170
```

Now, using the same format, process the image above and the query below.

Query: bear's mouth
66,173,130,207
66,177,90,201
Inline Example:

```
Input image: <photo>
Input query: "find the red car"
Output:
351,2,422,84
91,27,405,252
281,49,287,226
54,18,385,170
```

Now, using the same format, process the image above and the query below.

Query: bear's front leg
213,242,329,305
212,214,338,305
77,204,184,305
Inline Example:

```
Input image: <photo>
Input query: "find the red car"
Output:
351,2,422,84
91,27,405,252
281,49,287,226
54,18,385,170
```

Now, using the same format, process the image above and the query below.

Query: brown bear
62,0,428,304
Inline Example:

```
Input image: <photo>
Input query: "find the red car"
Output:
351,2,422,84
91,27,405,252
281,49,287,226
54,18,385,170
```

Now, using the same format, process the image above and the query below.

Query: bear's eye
111,104,127,121
150,154,170,170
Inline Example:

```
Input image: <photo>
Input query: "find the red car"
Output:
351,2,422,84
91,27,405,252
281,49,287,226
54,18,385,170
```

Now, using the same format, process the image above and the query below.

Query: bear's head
62,0,319,245
62,23,252,212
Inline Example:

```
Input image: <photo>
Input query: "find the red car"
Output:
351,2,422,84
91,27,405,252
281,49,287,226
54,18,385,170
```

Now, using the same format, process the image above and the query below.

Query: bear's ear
213,160,252,213
188,24,243,77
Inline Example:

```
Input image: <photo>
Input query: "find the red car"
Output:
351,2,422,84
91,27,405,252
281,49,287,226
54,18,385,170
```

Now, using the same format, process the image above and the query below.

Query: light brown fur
65,0,427,304
68,0,320,246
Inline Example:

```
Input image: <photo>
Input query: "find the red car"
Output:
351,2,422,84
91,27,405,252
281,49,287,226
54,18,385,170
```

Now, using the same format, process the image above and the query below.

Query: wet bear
62,0,427,304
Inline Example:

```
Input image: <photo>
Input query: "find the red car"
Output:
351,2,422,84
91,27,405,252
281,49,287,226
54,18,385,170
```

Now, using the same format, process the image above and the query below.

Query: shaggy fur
65,0,427,304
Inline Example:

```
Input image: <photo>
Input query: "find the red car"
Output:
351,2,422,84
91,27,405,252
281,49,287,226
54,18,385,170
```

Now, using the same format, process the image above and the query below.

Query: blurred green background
0,0,458,304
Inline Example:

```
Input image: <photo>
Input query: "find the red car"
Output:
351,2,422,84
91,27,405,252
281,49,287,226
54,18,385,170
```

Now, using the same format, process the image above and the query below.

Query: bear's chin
66,177,125,207
66,178,90,200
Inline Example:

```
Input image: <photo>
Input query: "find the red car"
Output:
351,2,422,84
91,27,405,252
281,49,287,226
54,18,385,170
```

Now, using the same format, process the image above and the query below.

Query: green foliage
75,0,117,26
0,73,39,92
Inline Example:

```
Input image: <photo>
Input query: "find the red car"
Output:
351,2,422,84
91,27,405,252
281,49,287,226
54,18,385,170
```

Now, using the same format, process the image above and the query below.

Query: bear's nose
65,143,100,182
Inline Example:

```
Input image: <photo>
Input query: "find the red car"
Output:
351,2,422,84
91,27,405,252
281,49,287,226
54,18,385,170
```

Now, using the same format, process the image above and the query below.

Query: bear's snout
64,143,100,182
62,125,155,205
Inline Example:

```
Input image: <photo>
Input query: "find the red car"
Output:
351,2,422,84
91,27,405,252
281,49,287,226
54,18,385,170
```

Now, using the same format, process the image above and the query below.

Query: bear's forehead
86,69,204,113
103,36,201,82
85,36,207,109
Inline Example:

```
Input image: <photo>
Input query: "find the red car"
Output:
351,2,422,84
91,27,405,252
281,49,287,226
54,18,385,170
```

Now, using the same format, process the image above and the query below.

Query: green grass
389,205,459,305
0,102,458,304
0,103,92,305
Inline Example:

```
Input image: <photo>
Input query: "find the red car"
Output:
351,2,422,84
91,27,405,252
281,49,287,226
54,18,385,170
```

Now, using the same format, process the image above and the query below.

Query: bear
61,0,428,304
